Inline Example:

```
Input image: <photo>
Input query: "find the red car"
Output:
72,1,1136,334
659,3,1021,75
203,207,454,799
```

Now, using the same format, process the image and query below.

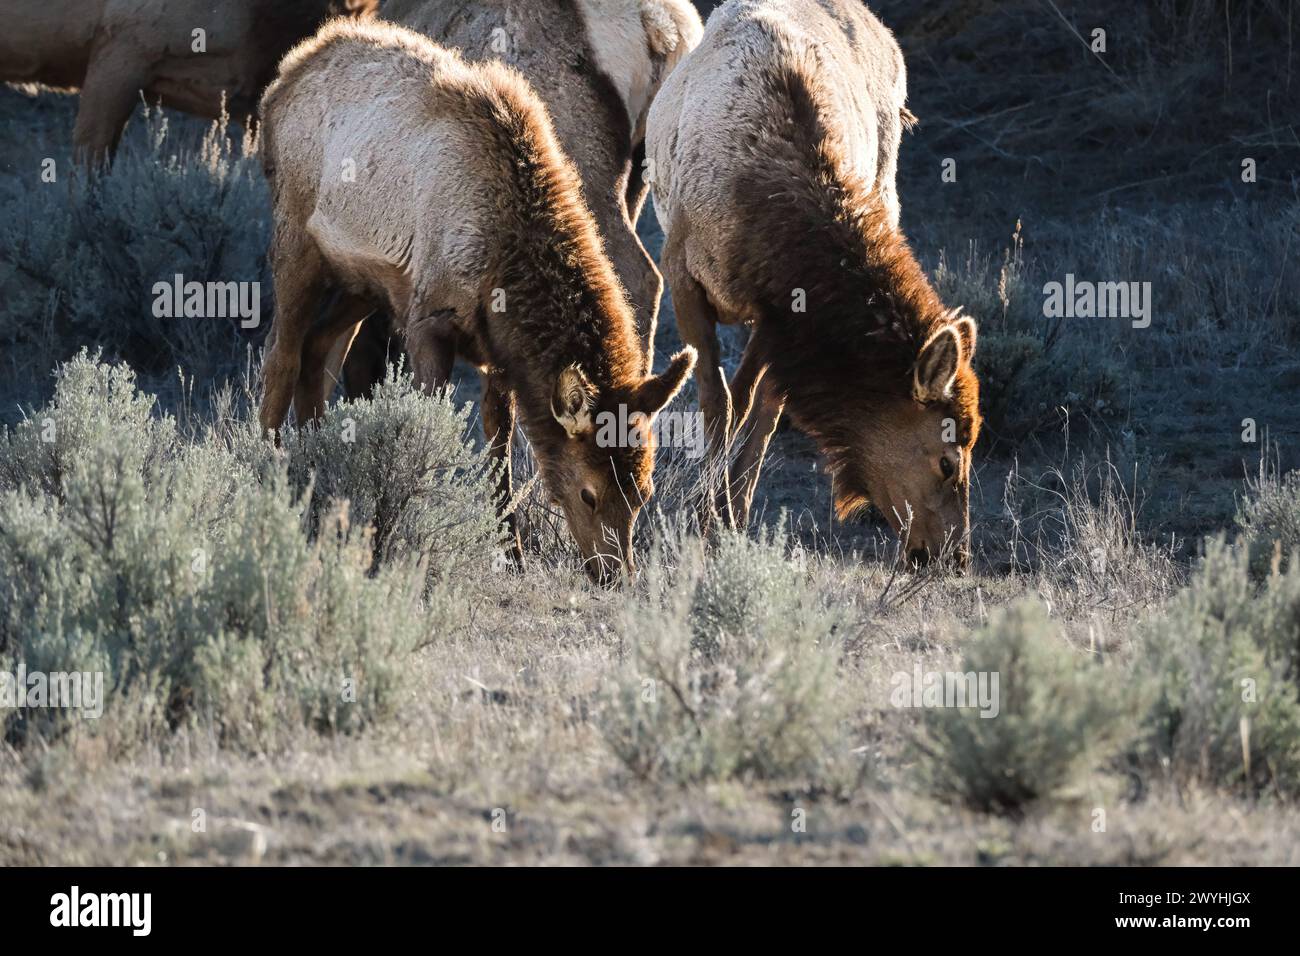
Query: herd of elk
3,0,983,578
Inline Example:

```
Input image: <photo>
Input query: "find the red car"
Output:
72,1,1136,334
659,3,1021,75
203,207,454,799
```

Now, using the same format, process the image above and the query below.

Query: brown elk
335,0,704,394
0,0,377,165
648,0,981,566
258,19,696,581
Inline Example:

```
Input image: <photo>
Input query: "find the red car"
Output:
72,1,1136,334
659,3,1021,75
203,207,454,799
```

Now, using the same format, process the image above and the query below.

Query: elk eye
940,456,955,480
581,487,598,511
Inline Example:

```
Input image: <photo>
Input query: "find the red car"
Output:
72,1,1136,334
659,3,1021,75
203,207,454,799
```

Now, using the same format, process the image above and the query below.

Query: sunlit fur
355,0,704,357
649,0,981,563
744,61,980,511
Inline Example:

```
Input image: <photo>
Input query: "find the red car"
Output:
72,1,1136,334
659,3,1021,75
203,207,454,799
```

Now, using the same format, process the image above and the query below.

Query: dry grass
1,0,1298,864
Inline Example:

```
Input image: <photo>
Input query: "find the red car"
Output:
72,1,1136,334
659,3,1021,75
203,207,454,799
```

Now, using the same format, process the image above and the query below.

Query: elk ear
951,312,977,362
913,325,962,402
552,364,597,437
634,347,697,419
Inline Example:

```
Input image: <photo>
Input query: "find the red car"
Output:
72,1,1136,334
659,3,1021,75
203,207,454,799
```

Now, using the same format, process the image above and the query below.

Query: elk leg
729,379,784,530
625,140,651,226
294,292,375,424
341,310,394,400
601,205,662,369
661,238,732,530
480,371,524,569
726,331,771,443
321,322,361,405
405,309,457,394
724,333,779,528
73,41,149,166
260,232,327,436
619,148,663,367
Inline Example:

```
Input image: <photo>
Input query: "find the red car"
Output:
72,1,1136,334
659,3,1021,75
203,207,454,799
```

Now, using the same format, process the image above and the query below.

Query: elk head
544,347,697,583
842,313,980,569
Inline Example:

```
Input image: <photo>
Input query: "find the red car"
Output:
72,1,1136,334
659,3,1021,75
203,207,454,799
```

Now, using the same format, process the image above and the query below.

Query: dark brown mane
445,61,668,502
726,50,974,514
424,55,650,471
442,63,643,391
732,51,949,374
264,19,648,467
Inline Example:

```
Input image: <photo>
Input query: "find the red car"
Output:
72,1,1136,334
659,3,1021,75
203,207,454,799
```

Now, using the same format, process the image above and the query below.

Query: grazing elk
336,0,705,395
0,0,378,165
648,0,981,566
258,20,696,582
